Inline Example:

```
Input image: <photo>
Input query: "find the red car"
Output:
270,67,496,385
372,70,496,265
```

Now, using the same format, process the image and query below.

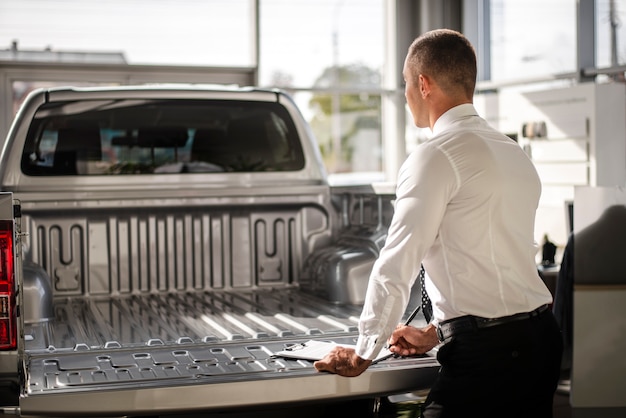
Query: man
314,29,562,417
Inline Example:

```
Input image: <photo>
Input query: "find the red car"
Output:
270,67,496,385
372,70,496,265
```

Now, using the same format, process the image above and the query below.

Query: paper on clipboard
274,340,393,362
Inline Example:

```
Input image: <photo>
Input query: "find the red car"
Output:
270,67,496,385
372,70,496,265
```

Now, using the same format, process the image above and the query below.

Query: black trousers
422,308,563,418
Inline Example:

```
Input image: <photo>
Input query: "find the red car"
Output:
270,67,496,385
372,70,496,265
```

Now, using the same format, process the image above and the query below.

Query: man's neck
429,98,472,130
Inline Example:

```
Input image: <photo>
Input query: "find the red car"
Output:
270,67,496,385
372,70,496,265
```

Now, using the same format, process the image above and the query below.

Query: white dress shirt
356,103,554,360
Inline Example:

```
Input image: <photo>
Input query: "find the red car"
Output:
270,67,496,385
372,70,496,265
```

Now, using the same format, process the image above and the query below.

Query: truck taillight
0,220,16,350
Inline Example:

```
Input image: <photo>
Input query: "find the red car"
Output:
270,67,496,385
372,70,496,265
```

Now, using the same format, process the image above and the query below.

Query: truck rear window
21,99,305,175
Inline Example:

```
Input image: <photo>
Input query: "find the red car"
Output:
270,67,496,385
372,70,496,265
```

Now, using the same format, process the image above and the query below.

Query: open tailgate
21,289,439,416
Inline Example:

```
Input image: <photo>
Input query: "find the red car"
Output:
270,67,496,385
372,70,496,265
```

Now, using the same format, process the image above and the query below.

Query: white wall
475,83,626,251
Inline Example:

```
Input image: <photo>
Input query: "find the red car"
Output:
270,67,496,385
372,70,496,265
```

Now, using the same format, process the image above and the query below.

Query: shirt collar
431,103,479,136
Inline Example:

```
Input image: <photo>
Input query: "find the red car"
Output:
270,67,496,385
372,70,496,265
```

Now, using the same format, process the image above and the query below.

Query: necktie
419,265,433,323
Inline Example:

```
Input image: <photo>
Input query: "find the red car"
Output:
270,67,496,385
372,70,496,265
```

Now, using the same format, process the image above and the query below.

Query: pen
371,305,421,364
403,304,422,326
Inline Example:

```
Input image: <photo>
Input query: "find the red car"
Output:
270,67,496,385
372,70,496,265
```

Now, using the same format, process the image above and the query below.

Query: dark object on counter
542,234,557,266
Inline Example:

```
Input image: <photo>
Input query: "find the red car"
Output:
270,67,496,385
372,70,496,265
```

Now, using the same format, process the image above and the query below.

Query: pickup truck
0,85,439,417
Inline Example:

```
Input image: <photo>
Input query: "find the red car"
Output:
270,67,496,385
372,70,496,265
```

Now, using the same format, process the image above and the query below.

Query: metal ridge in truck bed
25,287,369,352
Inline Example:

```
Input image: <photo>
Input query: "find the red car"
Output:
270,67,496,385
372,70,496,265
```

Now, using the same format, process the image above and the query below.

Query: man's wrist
354,355,373,368
424,323,441,346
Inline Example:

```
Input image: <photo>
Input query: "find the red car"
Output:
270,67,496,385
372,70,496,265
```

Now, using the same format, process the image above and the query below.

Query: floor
554,379,573,418
378,380,573,418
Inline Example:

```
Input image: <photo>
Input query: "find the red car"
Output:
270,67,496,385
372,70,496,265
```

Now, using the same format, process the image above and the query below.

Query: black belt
436,304,550,343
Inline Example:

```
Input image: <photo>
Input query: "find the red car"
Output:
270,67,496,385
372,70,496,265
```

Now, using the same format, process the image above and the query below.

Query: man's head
403,29,477,128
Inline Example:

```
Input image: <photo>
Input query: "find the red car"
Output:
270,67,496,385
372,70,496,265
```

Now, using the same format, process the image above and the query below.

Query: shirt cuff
355,333,385,360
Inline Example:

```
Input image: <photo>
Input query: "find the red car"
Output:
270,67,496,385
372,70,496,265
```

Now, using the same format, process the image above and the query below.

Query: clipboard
273,305,421,364
273,340,393,362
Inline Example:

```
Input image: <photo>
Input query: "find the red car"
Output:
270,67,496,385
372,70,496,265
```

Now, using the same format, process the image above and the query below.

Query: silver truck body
0,86,438,416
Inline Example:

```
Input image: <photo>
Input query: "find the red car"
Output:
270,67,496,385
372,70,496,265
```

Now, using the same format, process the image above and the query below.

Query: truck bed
12,191,440,416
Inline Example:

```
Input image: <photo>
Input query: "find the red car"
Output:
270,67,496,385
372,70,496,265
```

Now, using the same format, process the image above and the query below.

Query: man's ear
419,74,431,98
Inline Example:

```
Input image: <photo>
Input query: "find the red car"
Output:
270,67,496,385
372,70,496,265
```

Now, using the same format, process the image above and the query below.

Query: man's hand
313,346,372,377
388,323,439,357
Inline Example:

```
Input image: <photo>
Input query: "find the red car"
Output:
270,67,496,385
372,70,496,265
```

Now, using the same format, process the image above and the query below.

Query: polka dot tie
419,265,433,323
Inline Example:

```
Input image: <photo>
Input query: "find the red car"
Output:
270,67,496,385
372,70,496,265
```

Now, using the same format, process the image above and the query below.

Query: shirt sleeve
355,143,458,360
